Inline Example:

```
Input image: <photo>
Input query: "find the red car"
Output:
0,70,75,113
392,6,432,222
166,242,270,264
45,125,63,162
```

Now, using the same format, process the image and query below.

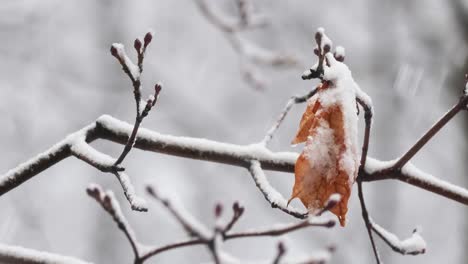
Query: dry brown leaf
289,83,358,227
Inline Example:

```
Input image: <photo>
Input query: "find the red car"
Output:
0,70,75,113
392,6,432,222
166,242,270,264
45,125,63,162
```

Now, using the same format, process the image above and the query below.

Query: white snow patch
328,193,341,204
317,27,332,51
335,46,345,58
364,157,397,174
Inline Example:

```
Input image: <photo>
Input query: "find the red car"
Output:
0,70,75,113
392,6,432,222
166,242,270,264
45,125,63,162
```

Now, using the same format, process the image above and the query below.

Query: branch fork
86,183,336,264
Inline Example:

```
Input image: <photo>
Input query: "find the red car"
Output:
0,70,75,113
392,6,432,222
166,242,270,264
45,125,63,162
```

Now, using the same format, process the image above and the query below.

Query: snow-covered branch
86,184,142,259
371,222,426,255
2,114,468,209
0,244,92,264
85,184,334,264
1,27,467,264
195,0,298,89
247,160,308,219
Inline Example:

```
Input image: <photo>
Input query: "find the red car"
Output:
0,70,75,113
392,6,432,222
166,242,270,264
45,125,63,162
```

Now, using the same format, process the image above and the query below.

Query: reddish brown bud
146,186,155,196
110,46,118,58
134,38,142,52
323,44,331,53
233,201,240,211
103,195,112,208
154,83,162,95
214,203,223,218
277,242,286,255
315,31,322,46
314,48,320,56
232,201,244,215
334,53,344,62
144,32,153,47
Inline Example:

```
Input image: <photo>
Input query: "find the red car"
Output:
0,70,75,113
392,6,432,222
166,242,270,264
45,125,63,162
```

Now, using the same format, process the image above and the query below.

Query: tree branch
0,244,92,264
85,183,334,264
260,89,318,146
384,94,468,172
247,160,308,219
86,184,141,260
195,0,298,89
2,113,468,208
370,222,426,255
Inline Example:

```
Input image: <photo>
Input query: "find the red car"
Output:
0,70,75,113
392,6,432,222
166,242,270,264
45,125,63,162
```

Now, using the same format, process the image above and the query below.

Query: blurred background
1,0,468,263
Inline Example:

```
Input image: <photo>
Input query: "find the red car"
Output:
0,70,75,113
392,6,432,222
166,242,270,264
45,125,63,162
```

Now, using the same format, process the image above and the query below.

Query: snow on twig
85,183,335,263
2,113,468,209
114,171,148,212
111,43,140,81
70,136,118,172
260,89,318,146
248,159,308,218
370,221,426,255
364,157,468,204
0,244,92,264
86,184,142,258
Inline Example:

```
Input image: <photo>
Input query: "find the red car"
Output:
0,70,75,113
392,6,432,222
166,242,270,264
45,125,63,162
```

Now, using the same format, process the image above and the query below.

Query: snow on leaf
289,52,360,226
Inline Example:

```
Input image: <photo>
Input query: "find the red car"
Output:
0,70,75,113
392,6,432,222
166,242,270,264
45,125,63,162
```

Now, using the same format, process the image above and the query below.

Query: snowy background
1,0,468,263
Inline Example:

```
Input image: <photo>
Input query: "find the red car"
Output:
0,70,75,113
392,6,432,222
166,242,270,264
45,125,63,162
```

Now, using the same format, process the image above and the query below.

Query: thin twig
223,202,245,234
0,244,92,264
370,222,426,255
86,184,141,260
146,186,211,239
112,32,159,168
139,239,205,262
260,89,318,146
357,180,381,264
196,0,297,89
225,218,335,239
272,242,286,264
385,94,468,172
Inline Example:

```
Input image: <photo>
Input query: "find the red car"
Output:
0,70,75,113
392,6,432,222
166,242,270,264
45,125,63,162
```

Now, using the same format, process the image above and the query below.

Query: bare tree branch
225,218,335,239
381,94,468,172
357,181,382,264
195,0,298,89
272,242,286,264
